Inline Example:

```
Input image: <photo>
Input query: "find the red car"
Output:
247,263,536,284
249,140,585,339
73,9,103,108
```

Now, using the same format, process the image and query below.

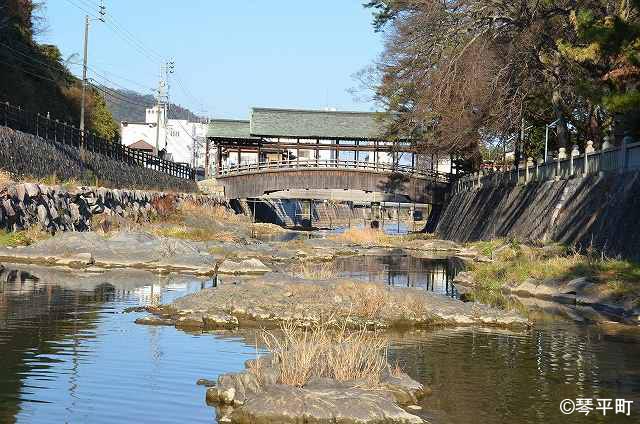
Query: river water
1,261,639,424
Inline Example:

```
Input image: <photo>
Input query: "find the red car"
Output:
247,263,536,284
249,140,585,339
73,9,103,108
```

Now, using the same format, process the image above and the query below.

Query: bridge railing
1,101,195,180
454,138,640,193
216,158,450,183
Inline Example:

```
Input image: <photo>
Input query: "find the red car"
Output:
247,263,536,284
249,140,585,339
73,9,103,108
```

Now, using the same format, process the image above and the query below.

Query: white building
120,106,211,168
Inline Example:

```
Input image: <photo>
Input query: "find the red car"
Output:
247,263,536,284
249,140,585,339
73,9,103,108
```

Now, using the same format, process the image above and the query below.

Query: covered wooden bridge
207,108,453,204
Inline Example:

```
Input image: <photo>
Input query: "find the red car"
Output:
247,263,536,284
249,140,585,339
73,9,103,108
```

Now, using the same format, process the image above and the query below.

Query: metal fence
454,140,640,193
1,101,194,180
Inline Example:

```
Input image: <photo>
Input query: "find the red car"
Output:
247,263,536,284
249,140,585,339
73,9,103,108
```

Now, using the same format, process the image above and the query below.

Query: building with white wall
120,106,211,168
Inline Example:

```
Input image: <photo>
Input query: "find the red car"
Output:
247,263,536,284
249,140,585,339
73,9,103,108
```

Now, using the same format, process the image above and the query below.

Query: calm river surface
1,262,639,424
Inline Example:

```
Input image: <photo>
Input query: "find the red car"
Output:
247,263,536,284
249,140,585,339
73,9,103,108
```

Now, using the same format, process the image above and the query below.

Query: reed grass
260,322,389,388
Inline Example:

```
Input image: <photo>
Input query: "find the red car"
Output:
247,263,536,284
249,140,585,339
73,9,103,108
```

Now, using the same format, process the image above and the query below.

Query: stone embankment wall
0,180,225,233
436,172,640,260
0,127,197,192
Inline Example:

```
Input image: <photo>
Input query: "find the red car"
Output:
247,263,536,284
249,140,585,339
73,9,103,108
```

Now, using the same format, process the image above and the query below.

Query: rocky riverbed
142,273,527,330
205,355,427,424
0,229,529,329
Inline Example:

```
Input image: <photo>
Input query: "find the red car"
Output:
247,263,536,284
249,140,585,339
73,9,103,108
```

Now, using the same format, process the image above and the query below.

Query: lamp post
545,119,560,162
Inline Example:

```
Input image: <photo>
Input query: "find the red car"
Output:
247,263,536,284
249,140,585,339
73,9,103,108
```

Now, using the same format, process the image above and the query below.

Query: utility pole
155,60,175,155
79,1,105,150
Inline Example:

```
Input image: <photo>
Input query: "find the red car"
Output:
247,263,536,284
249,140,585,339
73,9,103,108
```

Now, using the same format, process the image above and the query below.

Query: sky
40,0,384,119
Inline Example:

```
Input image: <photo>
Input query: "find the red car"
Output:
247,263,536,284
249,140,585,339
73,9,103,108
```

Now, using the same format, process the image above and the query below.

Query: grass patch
468,241,640,306
260,322,388,388
0,227,50,247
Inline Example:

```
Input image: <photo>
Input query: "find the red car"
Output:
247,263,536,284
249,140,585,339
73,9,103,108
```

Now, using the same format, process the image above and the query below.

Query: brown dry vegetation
259,322,389,388
288,261,338,280
281,280,430,323
330,227,433,247
90,199,246,243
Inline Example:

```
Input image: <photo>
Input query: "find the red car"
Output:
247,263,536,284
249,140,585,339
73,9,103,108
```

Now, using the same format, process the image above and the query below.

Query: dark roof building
128,140,157,155
249,108,388,140
207,119,257,140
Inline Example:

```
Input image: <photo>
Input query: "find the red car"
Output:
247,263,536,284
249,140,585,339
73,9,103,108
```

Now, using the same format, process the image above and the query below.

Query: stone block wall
0,127,197,192
436,172,640,260
0,180,225,233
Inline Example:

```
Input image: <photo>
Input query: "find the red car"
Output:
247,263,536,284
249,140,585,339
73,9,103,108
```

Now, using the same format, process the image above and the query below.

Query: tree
364,0,640,168
557,1,640,139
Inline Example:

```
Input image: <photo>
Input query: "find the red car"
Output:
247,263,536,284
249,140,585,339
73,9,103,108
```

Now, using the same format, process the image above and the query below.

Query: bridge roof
207,119,257,139
250,108,389,140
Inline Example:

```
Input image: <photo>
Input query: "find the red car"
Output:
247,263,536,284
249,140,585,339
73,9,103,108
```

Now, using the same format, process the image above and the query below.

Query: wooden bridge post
216,142,222,176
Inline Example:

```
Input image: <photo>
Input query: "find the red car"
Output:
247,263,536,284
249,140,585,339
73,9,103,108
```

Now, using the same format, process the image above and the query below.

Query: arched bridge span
215,160,451,204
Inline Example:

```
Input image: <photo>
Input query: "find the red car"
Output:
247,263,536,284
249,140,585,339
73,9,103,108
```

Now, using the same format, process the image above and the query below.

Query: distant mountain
104,88,201,124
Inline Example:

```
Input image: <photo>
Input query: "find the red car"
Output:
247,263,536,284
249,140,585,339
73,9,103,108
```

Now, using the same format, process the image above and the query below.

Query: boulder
24,183,40,198
134,316,175,326
230,385,424,424
203,312,239,329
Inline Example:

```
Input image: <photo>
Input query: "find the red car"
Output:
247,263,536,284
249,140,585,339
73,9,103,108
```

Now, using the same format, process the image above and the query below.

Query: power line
0,41,72,75
1,39,153,108
62,0,101,19
63,0,163,66
0,58,67,85
86,64,155,92
74,0,165,61
89,80,152,108
173,73,208,113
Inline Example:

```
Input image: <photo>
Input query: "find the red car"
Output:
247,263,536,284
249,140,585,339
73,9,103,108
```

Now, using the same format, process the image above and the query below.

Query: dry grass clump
91,214,141,235
153,225,239,243
330,227,435,247
335,281,390,318
261,322,388,388
0,170,14,187
180,201,244,224
334,281,430,321
284,283,326,300
331,228,393,247
289,261,338,280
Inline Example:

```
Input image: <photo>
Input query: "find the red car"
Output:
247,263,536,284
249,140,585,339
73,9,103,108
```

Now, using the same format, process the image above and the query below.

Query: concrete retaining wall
0,180,224,233
436,172,640,260
232,199,363,229
0,127,197,192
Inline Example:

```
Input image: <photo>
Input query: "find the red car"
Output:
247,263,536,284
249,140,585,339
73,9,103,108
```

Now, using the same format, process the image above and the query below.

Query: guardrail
216,158,451,183
1,101,194,180
454,139,640,193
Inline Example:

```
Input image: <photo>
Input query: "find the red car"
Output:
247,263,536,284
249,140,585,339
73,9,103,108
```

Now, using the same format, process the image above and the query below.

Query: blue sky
41,0,383,119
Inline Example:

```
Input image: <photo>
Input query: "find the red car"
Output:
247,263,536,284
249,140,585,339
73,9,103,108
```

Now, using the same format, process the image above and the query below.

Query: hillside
104,88,201,123
0,0,119,139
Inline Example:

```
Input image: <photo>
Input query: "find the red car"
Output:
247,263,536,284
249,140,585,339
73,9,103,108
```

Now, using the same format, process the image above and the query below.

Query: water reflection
390,325,640,424
335,253,464,298
1,265,639,424
0,267,251,424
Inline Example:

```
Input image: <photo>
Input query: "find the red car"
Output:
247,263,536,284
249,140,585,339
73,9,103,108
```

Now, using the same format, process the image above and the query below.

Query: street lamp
545,120,560,162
